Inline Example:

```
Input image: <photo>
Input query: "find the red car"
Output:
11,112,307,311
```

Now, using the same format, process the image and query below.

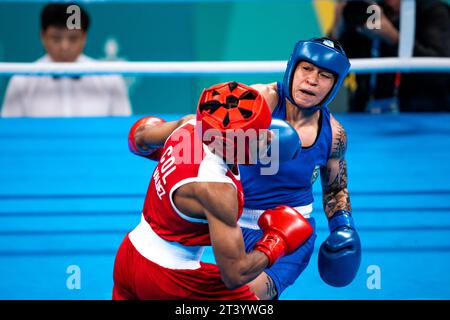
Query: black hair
41,3,90,32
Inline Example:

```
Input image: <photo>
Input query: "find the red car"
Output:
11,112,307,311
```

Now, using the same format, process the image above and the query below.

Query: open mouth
299,89,316,96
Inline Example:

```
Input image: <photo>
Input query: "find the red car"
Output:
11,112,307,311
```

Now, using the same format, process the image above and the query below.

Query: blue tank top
240,82,333,210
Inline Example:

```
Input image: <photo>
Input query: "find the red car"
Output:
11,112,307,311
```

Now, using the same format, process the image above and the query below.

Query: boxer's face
41,26,86,62
291,61,335,108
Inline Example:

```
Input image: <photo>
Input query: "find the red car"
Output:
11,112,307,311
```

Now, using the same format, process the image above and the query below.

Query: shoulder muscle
251,83,279,112
329,115,347,159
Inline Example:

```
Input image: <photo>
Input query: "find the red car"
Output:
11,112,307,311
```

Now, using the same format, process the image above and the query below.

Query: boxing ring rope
0,58,449,77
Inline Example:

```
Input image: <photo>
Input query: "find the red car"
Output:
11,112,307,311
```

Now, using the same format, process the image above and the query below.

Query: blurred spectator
330,0,450,112
1,3,132,117
398,0,450,112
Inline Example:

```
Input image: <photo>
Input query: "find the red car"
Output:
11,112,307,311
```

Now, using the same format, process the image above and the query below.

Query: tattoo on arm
325,159,347,193
331,122,347,159
321,120,351,218
322,159,351,218
265,275,277,299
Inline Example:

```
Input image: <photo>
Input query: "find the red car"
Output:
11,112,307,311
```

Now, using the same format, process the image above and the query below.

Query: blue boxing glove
267,119,301,162
318,210,361,287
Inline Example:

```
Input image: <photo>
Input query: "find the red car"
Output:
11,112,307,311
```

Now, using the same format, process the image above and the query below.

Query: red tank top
142,120,244,246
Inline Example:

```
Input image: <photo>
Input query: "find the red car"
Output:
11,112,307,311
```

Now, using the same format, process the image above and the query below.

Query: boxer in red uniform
112,82,313,300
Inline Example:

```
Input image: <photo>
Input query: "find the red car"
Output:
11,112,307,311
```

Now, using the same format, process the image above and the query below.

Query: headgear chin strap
282,38,351,111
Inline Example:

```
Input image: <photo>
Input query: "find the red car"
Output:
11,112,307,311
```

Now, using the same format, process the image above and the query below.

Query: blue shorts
241,217,317,299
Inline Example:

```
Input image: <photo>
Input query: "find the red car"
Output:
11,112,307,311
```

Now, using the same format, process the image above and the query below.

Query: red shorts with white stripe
112,234,258,300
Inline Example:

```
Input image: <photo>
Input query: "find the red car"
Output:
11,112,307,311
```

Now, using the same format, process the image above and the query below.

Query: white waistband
238,204,313,230
128,215,205,270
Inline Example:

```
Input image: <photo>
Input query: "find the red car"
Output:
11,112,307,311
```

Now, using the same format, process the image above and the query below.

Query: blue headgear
282,38,351,111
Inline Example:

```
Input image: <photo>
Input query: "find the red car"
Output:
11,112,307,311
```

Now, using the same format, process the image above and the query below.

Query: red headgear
196,81,272,164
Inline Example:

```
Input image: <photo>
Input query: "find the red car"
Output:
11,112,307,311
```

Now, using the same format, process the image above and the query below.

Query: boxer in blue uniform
130,37,361,299
242,37,361,299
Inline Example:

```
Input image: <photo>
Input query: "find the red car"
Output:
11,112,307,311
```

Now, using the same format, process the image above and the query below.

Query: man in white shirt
1,3,132,117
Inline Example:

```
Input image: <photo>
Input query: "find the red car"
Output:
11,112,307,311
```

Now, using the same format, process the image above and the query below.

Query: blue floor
0,113,449,299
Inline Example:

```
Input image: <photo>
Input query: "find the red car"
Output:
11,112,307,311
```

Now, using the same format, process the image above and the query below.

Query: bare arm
133,82,277,153
134,114,195,152
188,182,269,289
320,117,352,219
251,83,279,113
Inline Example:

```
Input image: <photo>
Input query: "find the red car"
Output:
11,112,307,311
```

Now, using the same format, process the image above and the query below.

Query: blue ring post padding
328,210,355,232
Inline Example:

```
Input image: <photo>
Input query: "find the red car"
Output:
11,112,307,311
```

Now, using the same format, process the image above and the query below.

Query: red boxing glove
128,116,166,160
254,205,313,267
